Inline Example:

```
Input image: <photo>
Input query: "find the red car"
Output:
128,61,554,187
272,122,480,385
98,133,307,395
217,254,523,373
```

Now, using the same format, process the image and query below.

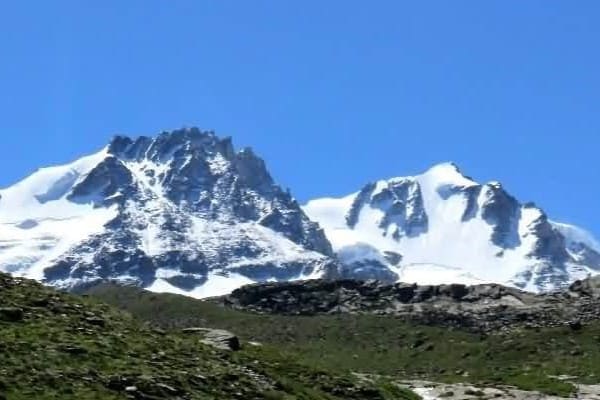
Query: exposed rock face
478,182,521,248
216,276,600,333
369,179,428,239
0,128,336,295
95,129,332,255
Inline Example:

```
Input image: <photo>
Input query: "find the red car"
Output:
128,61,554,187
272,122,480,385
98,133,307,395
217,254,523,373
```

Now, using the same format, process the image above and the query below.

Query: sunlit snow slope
304,163,600,291
0,128,335,297
0,149,118,280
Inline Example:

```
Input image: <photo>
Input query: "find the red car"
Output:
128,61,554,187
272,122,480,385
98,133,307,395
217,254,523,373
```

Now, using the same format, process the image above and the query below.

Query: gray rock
61,345,88,355
182,327,241,351
0,307,24,322
215,276,600,333
84,316,106,327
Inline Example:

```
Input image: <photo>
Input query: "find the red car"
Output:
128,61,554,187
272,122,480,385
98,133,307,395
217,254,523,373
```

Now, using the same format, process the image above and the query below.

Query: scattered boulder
569,320,583,331
570,276,600,298
28,297,50,307
0,307,24,322
84,316,106,327
395,283,416,302
61,345,88,355
182,328,241,351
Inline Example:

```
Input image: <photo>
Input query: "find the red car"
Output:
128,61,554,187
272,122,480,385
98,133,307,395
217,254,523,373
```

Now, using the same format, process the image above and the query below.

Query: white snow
552,221,600,252
337,243,387,265
207,152,230,175
305,179,522,286
122,158,176,256
397,263,489,286
128,199,332,298
189,217,330,269
0,148,109,220
417,162,478,189
146,271,255,299
411,387,439,400
304,162,596,291
302,193,356,230
148,264,326,299
0,148,118,279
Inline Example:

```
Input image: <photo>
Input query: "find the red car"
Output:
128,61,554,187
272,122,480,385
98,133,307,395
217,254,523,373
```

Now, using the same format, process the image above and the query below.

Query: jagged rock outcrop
216,276,600,332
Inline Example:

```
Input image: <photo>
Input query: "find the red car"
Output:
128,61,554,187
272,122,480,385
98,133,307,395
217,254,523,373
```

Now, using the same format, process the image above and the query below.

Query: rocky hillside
0,272,416,400
216,276,600,332
87,278,600,398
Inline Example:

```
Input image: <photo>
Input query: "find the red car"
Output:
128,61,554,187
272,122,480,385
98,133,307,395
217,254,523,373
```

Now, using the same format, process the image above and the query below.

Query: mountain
0,128,336,296
1,129,598,296
304,162,600,291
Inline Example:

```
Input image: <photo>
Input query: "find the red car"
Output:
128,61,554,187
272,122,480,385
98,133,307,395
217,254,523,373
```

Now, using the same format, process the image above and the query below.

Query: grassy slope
0,274,418,400
87,284,600,397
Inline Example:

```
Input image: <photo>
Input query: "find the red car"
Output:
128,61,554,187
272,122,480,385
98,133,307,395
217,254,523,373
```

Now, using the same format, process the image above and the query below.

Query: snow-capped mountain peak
1,132,598,296
304,163,600,292
417,162,477,189
0,128,336,296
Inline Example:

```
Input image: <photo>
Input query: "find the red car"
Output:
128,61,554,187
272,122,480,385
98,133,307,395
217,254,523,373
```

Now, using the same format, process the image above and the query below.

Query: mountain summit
1,129,598,295
304,162,600,291
0,128,335,296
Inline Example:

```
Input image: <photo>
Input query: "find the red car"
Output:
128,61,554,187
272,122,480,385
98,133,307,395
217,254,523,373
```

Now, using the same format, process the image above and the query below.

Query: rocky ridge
0,271,415,400
217,276,600,332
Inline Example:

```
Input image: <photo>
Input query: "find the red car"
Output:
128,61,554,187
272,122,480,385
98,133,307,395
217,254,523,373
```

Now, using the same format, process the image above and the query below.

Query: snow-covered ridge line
552,221,600,252
1,128,598,296
304,162,600,292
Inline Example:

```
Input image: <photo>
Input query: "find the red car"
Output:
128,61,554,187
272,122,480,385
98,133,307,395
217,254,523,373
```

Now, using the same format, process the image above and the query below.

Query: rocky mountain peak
0,128,336,296
108,128,232,162
77,129,283,214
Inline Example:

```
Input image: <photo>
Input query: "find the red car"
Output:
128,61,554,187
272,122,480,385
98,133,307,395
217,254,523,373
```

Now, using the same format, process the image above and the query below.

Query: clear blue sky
1,1,599,236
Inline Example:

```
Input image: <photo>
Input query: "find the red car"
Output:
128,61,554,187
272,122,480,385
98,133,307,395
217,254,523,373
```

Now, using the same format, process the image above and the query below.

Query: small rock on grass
0,307,24,322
